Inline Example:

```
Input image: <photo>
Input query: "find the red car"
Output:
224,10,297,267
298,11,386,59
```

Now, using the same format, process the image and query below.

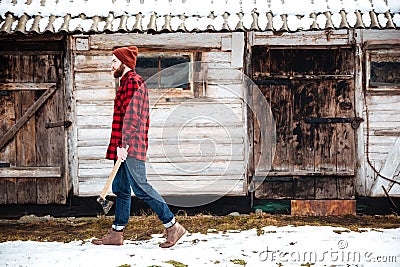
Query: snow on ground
0,225,399,267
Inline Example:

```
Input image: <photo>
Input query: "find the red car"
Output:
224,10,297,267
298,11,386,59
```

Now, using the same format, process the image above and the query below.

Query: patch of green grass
117,265,131,267
164,260,188,267
230,259,247,265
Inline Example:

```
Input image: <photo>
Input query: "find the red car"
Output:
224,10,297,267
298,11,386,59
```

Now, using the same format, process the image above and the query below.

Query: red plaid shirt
106,70,149,161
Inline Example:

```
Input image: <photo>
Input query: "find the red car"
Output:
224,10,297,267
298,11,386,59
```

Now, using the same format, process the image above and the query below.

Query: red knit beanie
113,46,138,70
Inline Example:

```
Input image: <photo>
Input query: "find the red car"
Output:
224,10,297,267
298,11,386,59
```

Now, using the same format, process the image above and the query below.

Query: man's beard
113,63,125,78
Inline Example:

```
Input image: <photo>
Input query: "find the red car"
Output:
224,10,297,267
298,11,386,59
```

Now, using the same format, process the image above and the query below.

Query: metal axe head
97,196,114,215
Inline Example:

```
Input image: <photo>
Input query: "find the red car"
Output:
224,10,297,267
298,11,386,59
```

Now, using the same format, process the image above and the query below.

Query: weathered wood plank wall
72,33,247,197
355,30,400,197
72,30,399,198
364,87,400,197
1,29,397,203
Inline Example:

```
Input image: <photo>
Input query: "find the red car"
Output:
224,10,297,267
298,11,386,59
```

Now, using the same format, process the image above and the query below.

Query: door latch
45,120,72,129
304,117,364,130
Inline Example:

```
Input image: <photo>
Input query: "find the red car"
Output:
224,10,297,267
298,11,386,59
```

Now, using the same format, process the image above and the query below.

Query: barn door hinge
304,117,364,130
45,120,72,129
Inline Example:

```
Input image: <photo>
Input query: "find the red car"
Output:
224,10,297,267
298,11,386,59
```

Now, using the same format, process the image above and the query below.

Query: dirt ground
1,213,399,243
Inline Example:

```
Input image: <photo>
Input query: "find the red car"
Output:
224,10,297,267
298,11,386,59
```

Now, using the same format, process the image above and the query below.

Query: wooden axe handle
99,146,129,199
99,158,122,199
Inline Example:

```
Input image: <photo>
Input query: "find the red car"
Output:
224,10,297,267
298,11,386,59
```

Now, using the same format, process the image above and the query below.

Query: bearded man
92,46,186,248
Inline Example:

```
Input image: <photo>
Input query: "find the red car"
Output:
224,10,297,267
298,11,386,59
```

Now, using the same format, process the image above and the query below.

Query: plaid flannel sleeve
122,78,143,147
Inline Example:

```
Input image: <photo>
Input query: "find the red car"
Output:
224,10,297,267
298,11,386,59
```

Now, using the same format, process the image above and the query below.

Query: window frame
136,52,193,91
366,48,400,92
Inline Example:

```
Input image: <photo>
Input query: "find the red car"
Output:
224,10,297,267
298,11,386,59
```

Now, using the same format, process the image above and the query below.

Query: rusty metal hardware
304,117,364,130
254,78,291,86
0,162,10,168
0,90,10,96
45,120,72,129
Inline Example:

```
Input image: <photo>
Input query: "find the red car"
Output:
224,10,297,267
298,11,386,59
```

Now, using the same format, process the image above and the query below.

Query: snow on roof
0,0,399,34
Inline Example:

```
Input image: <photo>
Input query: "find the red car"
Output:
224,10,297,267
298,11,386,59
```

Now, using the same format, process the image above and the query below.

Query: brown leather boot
91,228,124,245
159,222,186,248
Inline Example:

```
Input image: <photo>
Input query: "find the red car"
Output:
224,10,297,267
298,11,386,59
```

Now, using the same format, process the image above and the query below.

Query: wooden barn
0,0,399,215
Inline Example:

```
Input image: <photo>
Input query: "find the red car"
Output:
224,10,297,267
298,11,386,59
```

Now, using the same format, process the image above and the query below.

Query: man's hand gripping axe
96,156,123,214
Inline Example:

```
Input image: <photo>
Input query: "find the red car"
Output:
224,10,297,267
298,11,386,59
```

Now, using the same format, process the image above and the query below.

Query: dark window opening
251,46,354,77
136,56,190,89
370,62,400,87
369,52,400,89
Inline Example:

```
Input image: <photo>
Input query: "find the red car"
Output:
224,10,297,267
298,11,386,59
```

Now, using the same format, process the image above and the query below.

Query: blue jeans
112,157,175,228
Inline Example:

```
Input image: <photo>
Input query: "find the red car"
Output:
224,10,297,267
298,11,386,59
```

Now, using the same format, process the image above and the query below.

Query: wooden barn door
252,47,357,199
0,38,68,204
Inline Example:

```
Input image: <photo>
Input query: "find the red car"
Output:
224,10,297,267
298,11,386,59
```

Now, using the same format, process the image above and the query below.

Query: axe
96,157,123,214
